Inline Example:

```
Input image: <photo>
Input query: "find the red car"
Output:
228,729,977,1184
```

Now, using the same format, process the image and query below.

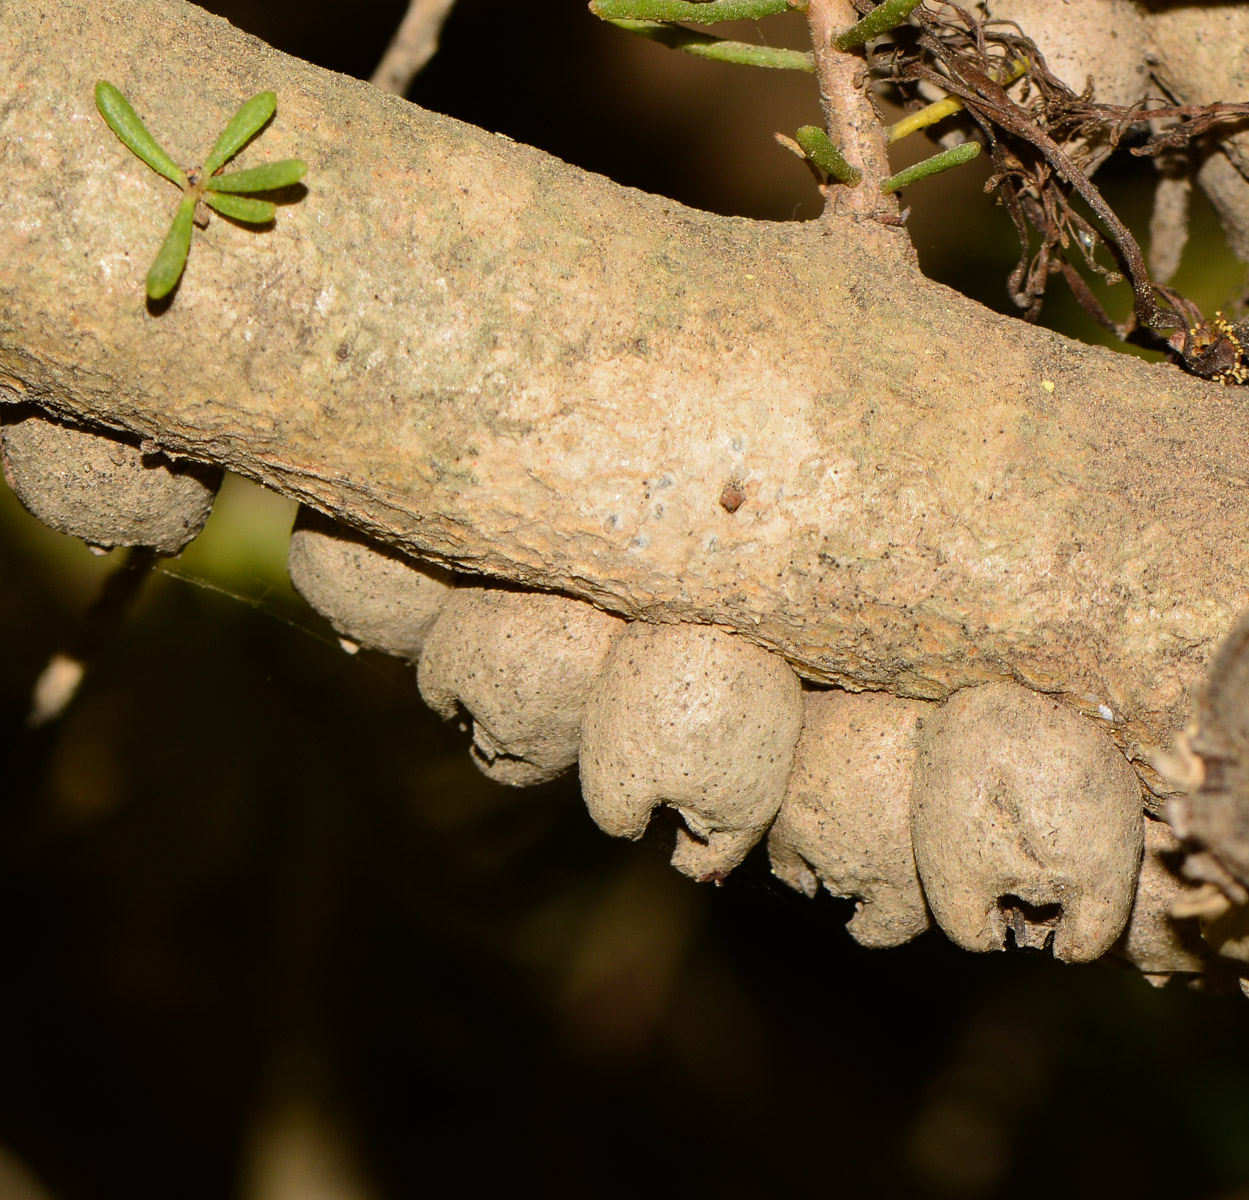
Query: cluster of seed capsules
1176,313,1249,388
3,407,1247,991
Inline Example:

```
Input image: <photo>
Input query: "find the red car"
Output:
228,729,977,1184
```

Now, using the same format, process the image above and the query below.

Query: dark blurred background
2,2,1248,1197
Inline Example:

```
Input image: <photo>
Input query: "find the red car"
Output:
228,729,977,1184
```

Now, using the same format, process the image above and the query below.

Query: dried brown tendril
853,0,1249,380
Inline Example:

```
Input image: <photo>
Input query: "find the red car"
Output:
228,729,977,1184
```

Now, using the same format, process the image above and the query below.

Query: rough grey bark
2,0,1248,791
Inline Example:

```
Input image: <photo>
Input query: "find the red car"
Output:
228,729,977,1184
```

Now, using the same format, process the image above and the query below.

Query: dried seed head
579,623,803,881
287,507,452,660
769,691,930,948
911,681,1144,963
1114,816,1208,978
418,586,624,786
1,410,219,554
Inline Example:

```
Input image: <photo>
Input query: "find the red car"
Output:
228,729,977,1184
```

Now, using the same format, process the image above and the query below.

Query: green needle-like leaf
95,80,188,189
833,0,923,50
207,158,308,193
592,0,792,23
881,139,981,193
146,193,197,300
202,91,277,176
609,20,813,68
203,192,277,223
795,125,861,184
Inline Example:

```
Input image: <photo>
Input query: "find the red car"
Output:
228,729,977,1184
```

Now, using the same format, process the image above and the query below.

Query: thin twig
370,0,459,96
805,0,899,221
1149,169,1192,286
27,547,158,727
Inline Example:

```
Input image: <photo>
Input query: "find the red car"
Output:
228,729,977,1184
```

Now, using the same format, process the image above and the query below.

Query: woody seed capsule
911,681,1143,962
1,409,219,554
419,585,624,786
769,690,930,947
579,623,803,881
287,506,453,660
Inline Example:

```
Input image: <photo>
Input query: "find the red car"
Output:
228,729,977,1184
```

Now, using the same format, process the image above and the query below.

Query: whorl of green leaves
94,81,307,301
145,194,198,299
207,159,308,193
202,91,277,176
203,193,277,223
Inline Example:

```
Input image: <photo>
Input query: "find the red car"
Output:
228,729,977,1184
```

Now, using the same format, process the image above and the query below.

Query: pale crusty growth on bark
579,624,803,881
288,507,453,660
418,586,624,786
912,682,1144,963
5,0,1249,781
1114,816,1208,980
769,690,930,948
0,410,218,554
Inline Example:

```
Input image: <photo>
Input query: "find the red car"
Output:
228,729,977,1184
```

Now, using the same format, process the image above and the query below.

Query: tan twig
803,0,900,222
1149,164,1192,285
27,548,157,727
370,0,459,96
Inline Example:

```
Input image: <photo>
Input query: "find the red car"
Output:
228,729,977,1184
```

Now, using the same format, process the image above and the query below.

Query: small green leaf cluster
593,0,984,197
95,81,307,300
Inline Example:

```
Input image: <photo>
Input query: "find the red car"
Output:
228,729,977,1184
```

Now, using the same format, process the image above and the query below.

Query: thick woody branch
2,0,1248,780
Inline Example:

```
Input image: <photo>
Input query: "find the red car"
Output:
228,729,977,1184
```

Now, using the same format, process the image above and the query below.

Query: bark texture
2,0,1248,785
